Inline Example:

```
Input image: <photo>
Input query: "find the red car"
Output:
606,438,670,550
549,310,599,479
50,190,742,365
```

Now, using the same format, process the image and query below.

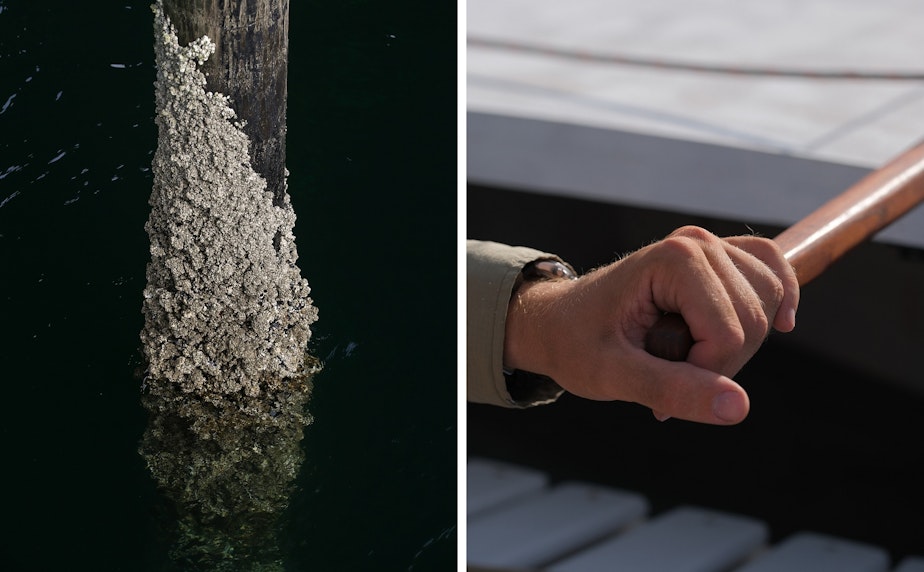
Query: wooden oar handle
644,141,924,362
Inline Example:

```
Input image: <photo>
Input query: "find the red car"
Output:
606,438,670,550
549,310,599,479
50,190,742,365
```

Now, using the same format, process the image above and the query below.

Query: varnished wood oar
645,141,924,361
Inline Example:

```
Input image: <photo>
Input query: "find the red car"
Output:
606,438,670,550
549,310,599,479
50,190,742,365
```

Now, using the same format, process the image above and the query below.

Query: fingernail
713,391,747,423
788,307,797,330
653,411,671,422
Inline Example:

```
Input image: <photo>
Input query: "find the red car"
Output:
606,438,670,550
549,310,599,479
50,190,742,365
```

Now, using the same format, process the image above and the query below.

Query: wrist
503,260,576,376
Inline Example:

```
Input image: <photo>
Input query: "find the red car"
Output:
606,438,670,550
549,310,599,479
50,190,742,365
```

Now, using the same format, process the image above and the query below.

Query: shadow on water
0,1,456,570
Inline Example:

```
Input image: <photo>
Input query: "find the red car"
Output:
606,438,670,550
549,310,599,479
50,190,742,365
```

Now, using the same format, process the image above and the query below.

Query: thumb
628,356,751,425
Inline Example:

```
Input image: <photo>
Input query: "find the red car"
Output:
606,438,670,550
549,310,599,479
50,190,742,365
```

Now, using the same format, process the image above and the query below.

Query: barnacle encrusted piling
140,2,318,568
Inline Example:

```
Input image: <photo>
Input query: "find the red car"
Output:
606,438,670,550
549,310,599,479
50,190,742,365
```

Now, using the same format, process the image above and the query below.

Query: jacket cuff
466,240,569,408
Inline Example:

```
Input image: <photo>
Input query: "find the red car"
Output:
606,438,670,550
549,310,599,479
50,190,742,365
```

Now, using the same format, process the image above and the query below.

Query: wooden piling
161,0,290,205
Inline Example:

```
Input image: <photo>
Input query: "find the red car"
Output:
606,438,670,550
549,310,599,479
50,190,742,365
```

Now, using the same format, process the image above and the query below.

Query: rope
468,36,924,81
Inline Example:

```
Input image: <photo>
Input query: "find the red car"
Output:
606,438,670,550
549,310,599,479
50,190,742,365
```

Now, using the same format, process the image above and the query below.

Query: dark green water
0,1,457,570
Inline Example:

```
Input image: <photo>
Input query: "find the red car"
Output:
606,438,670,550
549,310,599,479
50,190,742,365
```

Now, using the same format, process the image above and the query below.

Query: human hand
503,226,799,425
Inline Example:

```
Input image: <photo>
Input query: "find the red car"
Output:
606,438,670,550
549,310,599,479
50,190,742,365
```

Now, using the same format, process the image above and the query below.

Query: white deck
468,458,922,572
467,0,924,248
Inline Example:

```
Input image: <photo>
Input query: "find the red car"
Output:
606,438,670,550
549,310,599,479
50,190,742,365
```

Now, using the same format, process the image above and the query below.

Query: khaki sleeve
466,239,568,408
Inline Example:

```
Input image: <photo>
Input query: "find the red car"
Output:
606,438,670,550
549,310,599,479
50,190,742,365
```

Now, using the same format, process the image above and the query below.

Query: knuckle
670,225,717,243
657,227,723,263
748,307,771,338
736,301,771,345
769,278,785,307
656,235,704,261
